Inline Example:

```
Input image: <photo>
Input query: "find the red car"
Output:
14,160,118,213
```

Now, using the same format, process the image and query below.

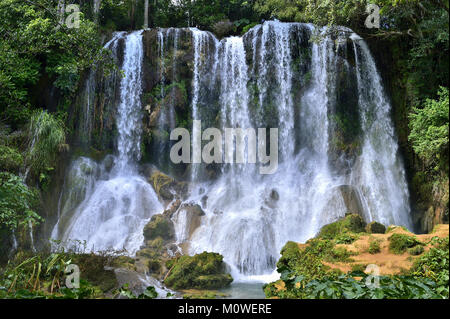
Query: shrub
389,233,422,254
264,273,445,299
326,247,354,262
408,86,449,171
335,233,358,244
0,145,23,172
26,110,67,176
0,172,41,232
368,240,381,254
408,245,425,256
410,237,449,298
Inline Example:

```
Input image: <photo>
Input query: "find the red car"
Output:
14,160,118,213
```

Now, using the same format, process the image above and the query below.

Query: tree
409,87,449,172
0,172,41,233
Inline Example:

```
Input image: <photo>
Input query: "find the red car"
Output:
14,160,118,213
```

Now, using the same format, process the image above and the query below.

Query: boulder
366,221,386,234
143,214,175,241
149,170,188,201
318,214,366,239
164,252,233,290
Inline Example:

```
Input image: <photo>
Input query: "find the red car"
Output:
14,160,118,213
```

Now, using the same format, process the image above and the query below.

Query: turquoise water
219,282,266,299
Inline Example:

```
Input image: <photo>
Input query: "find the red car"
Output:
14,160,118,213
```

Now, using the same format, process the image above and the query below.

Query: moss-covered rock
366,221,386,234
143,214,175,241
71,254,119,293
317,214,366,239
148,170,189,201
164,252,233,290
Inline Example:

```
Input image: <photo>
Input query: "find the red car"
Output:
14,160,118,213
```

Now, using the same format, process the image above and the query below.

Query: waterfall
180,22,410,281
52,31,163,254
189,28,218,181
350,34,412,228
50,22,413,282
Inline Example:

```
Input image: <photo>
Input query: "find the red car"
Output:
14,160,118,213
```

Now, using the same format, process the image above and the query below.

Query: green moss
164,252,233,290
388,233,422,254
143,214,174,241
148,259,162,272
317,214,366,239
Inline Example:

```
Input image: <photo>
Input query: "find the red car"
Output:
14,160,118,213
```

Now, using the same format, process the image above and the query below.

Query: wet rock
201,195,208,208
148,170,189,202
270,189,279,201
338,185,365,217
102,154,115,173
143,214,175,241
172,203,206,242
164,199,182,217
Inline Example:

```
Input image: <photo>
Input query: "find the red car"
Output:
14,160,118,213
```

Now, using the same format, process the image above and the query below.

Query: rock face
164,252,233,290
172,203,206,244
366,221,386,234
143,214,175,241
337,185,365,218
148,169,188,202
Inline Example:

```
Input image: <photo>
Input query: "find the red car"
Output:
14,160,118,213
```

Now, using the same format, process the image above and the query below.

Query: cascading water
52,31,163,254
350,34,412,227
51,22,413,285
178,21,412,281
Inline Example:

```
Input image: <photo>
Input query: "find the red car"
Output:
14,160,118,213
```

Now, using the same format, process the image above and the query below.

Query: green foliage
164,252,233,290
264,272,446,299
0,0,103,127
410,236,449,297
408,245,424,256
317,214,366,239
388,233,422,254
0,145,23,172
326,246,355,262
26,110,67,178
254,0,367,26
0,249,134,299
368,240,381,254
409,87,449,171
277,240,340,281
335,232,358,244
0,172,41,232
118,284,158,299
